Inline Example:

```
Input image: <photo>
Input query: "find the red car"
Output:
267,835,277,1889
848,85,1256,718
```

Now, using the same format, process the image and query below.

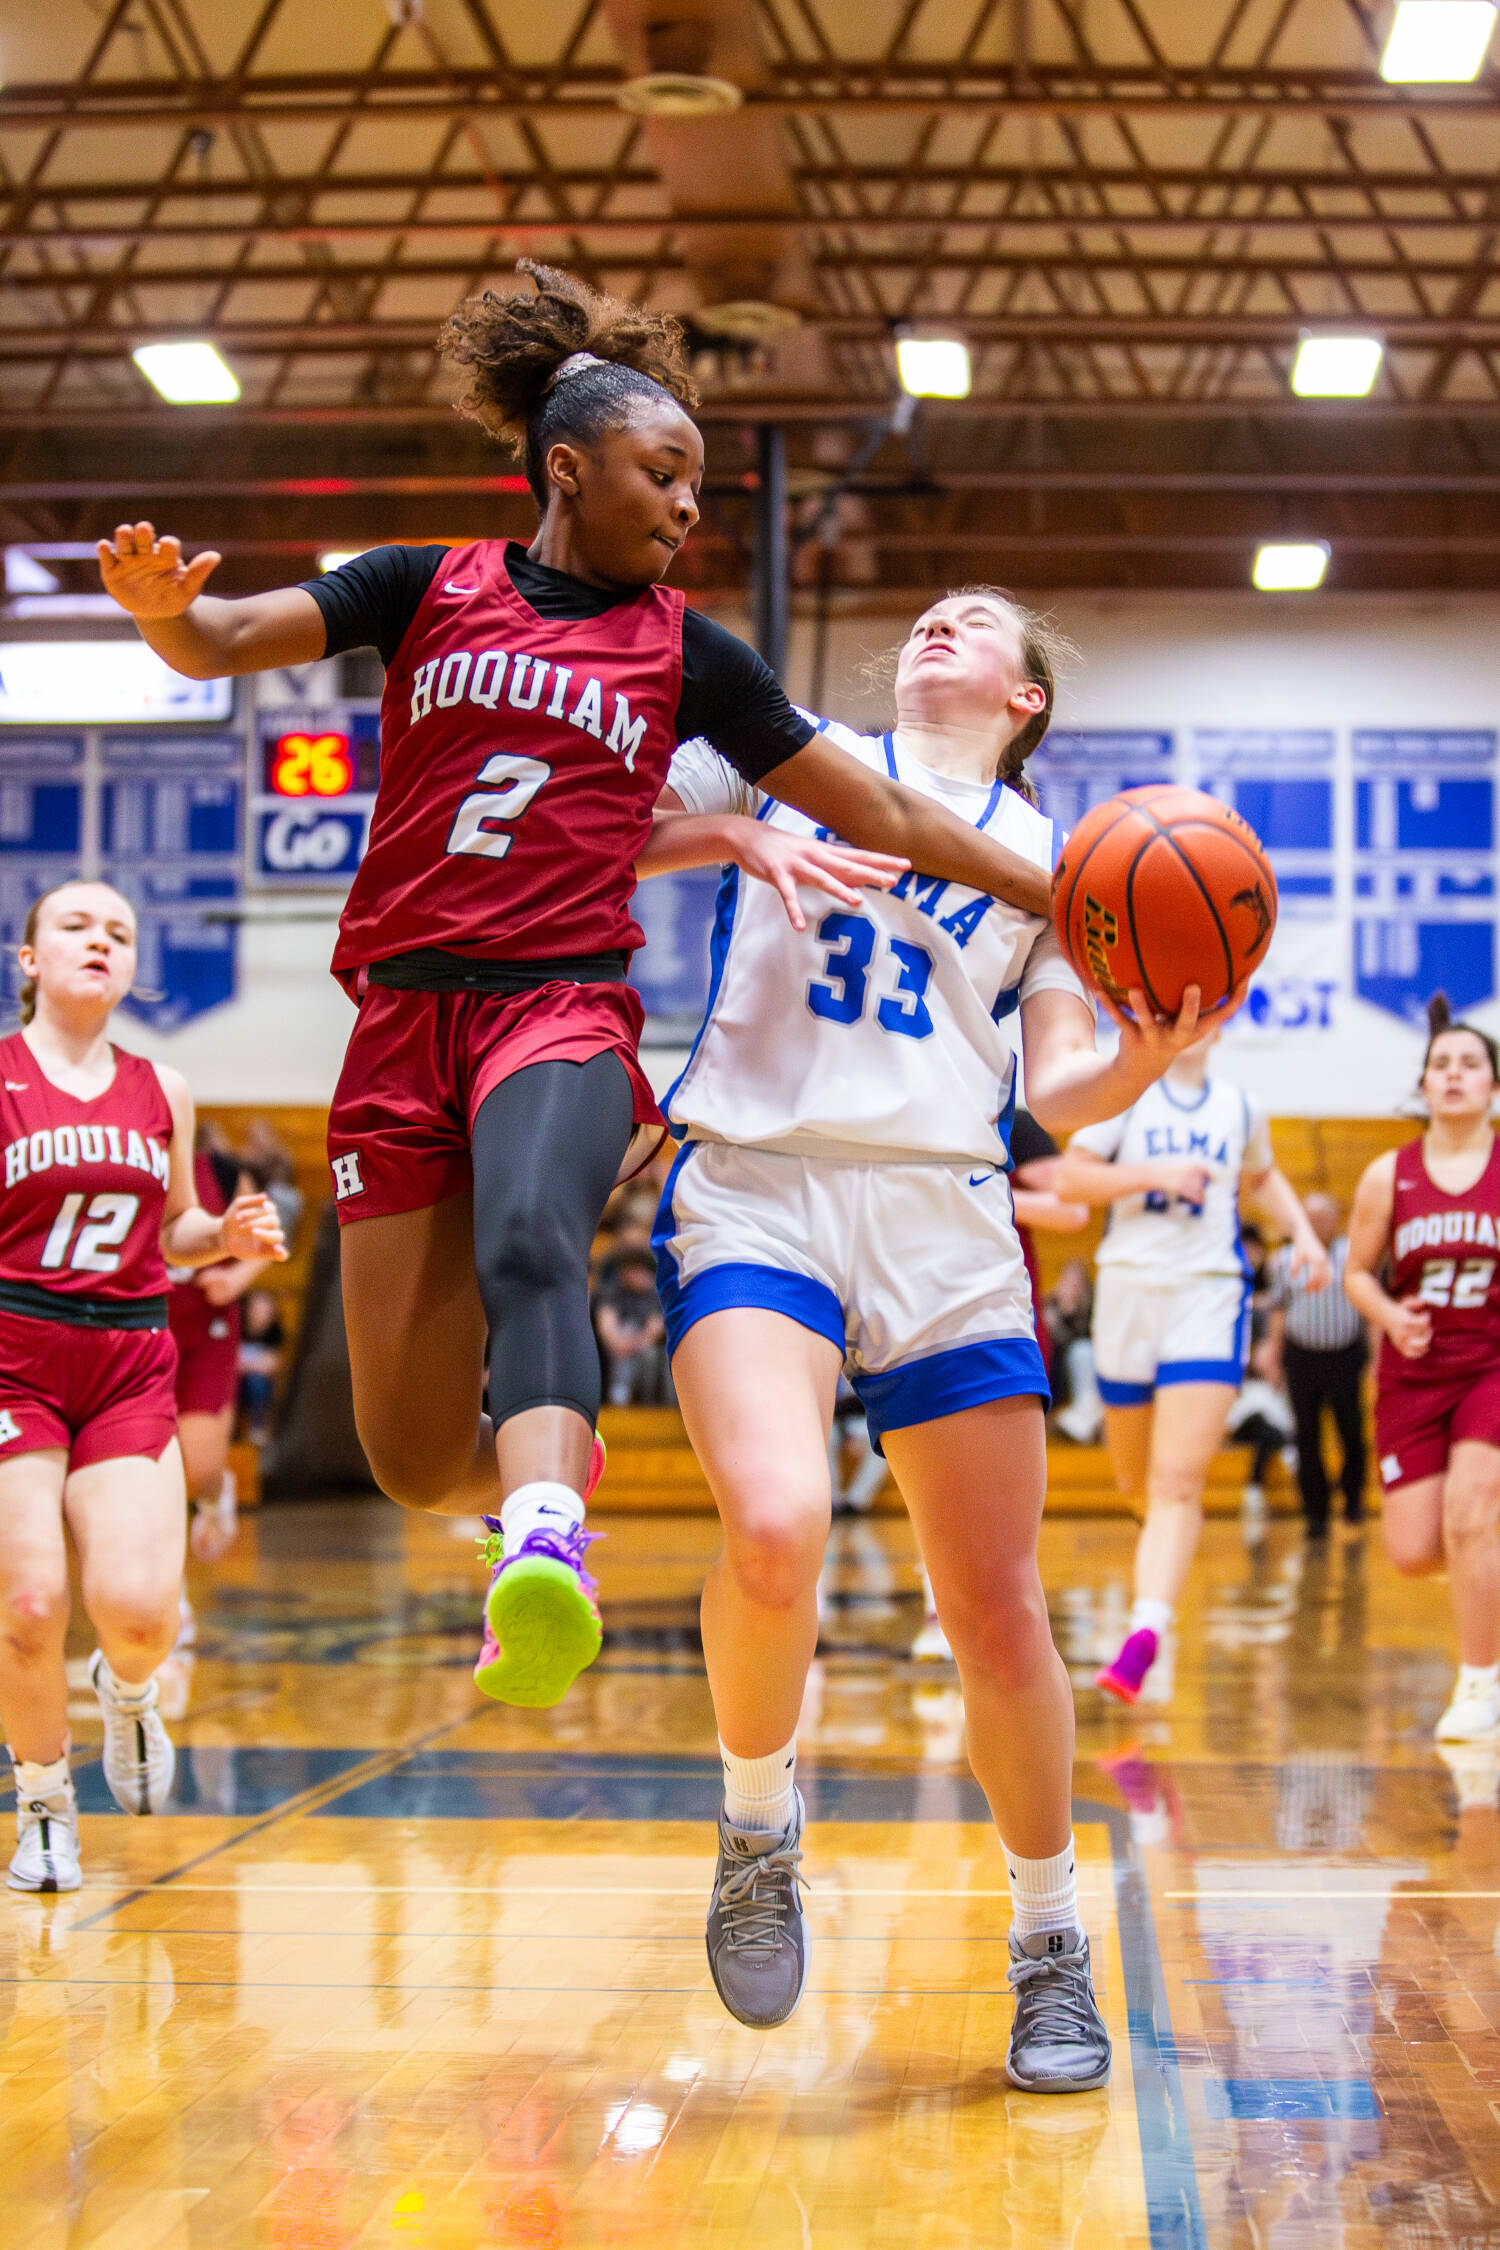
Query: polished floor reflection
3,1494,1497,2248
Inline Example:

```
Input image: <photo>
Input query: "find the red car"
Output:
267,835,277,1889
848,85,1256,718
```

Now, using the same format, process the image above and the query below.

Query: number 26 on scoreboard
270,732,353,798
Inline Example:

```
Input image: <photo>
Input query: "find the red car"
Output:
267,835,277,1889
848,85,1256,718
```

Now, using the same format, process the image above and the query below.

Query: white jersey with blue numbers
1070,1073,1274,1280
664,719,1088,1166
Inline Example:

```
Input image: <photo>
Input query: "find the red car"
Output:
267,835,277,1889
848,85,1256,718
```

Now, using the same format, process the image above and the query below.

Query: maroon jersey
1381,1133,1500,1383
332,539,685,980
0,1032,173,1304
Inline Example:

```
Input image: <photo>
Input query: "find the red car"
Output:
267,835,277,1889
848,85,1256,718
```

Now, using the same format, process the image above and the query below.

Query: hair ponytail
1422,989,1499,1081
437,260,698,508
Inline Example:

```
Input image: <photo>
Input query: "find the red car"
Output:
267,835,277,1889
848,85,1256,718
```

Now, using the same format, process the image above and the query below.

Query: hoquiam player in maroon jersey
1346,995,1500,1745
97,261,1059,1711
0,882,284,1892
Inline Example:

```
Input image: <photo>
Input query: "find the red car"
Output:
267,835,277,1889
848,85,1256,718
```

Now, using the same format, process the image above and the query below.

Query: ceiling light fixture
615,72,742,116
895,334,972,400
1291,334,1384,397
1252,541,1330,592
1380,1,1496,81
318,551,367,573
131,340,241,404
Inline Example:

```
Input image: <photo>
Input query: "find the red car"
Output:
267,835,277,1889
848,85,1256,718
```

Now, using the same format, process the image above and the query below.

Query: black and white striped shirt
1267,1236,1363,1351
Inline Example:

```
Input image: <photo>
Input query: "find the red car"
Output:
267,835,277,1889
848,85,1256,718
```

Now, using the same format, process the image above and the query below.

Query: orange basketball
1051,784,1277,1017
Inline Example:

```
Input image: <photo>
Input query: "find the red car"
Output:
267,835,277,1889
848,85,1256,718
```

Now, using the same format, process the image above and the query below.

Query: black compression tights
471,1053,636,1431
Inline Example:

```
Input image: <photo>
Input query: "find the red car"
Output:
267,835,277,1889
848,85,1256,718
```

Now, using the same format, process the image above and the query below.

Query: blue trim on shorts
853,1334,1050,1446
650,1139,696,1295
1098,1375,1155,1407
658,1258,846,1361
1155,1359,1242,1389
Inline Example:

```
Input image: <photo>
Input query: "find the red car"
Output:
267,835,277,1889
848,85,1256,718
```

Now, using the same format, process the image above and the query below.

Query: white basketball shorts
1091,1265,1252,1406
652,1140,1048,1446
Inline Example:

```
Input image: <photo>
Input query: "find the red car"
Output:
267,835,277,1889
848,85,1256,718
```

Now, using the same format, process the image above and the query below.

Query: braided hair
437,260,699,510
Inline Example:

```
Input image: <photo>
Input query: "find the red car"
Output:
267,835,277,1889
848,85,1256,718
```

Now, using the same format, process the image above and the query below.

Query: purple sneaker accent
487,1521,601,1599
1096,1627,1158,1706
474,1519,605,1706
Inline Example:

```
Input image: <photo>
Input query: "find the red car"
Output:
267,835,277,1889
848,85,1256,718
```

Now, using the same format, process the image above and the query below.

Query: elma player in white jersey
652,586,1210,2092
1056,1023,1329,1706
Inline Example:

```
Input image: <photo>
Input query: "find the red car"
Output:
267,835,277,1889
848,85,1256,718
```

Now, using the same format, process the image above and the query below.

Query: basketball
1051,784,1278,1017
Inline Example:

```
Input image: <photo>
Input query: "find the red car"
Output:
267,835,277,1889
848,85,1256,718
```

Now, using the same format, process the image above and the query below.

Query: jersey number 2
445,754,551,861
40,1192,140,1275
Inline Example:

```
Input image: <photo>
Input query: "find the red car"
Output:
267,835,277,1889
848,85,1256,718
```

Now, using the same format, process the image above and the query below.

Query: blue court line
1087,1796,1208,2250
1204,2078,1380,2122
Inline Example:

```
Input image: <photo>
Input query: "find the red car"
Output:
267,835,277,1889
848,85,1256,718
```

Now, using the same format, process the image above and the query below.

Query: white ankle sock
1130,1597,1174,1638
500,1481,584,1558
720,1737,797,1833
1457,1662,1500,1696
1002,1837,1079,1939
12,1752,71,1803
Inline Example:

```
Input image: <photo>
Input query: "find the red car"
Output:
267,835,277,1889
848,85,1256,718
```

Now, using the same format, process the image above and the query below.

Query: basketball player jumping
98,261,1064,1712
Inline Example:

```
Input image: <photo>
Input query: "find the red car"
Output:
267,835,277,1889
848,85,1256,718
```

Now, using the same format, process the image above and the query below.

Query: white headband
547,350,607,390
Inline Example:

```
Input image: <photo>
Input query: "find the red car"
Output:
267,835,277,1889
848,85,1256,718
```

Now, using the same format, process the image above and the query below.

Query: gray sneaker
1006,1927,1112,2092
705,1791,810,2028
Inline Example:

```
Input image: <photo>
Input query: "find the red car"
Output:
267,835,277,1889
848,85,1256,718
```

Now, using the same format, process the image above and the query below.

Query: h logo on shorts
331,1151,365,1201
0,1410,20,1445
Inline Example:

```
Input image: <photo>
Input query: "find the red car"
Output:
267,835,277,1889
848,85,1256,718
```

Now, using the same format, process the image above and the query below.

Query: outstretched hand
732,826,908,932
97,520,222,618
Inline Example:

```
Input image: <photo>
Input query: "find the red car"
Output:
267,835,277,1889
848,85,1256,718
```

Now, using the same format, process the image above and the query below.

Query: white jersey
1070,1073,1273,1280
665,719,1088,1167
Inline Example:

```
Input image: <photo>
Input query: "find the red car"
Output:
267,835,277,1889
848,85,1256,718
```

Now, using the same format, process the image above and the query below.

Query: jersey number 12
40,1193,140,1275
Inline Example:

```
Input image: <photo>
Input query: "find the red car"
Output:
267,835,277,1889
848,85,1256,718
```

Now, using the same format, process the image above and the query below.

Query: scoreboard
251,706,380,885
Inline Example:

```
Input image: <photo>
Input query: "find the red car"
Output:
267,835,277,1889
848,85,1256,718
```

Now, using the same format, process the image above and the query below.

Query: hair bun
1427,992,1454,1037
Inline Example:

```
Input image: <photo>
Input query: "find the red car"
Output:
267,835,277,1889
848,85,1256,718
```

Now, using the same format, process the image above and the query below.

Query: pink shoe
585,1431,607,1504
1096,1628,1158,1706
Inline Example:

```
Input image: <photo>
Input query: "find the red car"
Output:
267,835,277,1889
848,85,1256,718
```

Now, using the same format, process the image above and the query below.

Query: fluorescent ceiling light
1252,541,1330,592
895,335,971,399
1291,334,1384,397
318,550,367,573
1380,1,1495,80
131,340,241,404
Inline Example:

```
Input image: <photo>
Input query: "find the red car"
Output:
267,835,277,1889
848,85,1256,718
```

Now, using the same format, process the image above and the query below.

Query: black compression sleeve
678,608,815,784
471,1054,637,1429
1008,1111,1061,1170
298,544,448,668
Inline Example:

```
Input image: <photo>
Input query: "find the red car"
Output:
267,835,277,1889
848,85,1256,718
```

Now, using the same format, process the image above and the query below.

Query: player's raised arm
757,732,1052,919
98,520,327,679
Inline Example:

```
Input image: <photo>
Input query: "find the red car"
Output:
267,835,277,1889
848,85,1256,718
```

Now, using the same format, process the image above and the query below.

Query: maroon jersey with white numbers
0,1032,173,1303
332,538,685,980
1381,1133,1500,1383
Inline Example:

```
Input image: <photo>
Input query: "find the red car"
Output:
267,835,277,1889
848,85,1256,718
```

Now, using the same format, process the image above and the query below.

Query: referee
1264,1192,1367,1536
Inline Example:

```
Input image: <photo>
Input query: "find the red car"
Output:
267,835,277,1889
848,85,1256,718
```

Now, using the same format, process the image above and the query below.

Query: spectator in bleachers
1046,1259,1103,1445
592,1246,672,1406
238,1288,286,1445
241,1118,306,1254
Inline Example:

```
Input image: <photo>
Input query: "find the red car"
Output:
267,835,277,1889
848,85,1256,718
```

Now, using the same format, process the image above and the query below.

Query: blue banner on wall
100,733,243,1031
1351,730,1496,1024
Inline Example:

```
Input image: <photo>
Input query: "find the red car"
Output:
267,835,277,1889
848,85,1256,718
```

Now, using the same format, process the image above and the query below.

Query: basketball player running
1345,997,1500,1742
655,588,1209,2088
1,881,285,1892
1056,1025,1329,1705
98,261,1056,1712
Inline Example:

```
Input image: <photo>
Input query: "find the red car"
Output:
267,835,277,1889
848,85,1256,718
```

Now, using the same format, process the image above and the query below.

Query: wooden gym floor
3,1478,1498,2249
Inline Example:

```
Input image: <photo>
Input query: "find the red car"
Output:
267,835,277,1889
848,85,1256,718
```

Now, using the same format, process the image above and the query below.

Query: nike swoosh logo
444,580,479,593
4,1081,26,1090
969,1171,994,1187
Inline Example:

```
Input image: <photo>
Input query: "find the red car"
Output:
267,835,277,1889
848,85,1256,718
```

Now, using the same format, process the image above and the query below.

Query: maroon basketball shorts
1375,1356,1500,1491
0,1305,179,1469
168,1283,241,1417
327,980,666,1224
